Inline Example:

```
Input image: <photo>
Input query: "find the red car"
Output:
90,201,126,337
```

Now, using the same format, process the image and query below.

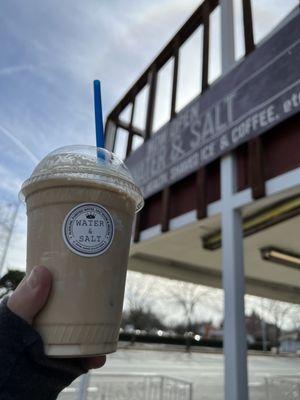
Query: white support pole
221,156,249,400
220,1,249,400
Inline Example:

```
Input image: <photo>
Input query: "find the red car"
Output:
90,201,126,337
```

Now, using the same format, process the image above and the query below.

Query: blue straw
93,80,105,149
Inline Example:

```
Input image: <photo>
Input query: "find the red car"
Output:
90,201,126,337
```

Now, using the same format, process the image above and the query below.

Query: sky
0,0,205,270
0,0,298,313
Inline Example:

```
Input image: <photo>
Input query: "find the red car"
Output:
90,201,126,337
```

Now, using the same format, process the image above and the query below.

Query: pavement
89,344,300,400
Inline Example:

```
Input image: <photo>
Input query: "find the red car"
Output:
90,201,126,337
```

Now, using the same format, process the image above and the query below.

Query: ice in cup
20,145,143,357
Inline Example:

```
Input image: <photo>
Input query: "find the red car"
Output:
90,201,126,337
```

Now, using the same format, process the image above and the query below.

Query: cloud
0,64,37,76
0,164,23,199
0,0,203,167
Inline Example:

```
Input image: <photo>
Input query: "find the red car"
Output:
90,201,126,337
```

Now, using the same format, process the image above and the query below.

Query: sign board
126,11,300,199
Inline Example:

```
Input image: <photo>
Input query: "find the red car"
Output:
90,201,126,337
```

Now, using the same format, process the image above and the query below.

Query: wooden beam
133,212,142,243
242,0,255,54
116,119,143,137
248,136,265,199
170,43,179,118
126,100,136,158
201,0,210,92
145,65,157,140
161,187,171,232
196,167,207,219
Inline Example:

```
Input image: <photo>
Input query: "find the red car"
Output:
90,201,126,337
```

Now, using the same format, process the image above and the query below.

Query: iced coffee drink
20,145,143,357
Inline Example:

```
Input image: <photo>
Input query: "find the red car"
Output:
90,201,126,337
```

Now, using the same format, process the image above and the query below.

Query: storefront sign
126,12,300,198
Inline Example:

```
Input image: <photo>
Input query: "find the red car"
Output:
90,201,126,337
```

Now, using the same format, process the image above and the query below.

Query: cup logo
62,203,114,257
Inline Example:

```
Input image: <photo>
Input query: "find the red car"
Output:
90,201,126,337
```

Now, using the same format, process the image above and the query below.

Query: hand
7,265,106,370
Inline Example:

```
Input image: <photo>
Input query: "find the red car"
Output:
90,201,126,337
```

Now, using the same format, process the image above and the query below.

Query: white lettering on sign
189,93,236,148
283,89,300,113
231,105,278,143
125,16,300,199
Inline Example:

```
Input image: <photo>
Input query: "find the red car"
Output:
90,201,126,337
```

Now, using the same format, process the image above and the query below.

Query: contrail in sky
0,124,39,164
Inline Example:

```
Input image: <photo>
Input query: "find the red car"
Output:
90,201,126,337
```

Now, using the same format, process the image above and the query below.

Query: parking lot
89,345,300,400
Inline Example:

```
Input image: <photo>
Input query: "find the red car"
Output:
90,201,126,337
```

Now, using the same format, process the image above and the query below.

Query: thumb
7,266,52,325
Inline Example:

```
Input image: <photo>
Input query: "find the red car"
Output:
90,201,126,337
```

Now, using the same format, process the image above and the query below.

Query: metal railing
58,373,193,400
105,0,257,156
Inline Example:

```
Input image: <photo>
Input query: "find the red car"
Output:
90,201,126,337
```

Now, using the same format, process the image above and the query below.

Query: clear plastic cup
20,145,143,357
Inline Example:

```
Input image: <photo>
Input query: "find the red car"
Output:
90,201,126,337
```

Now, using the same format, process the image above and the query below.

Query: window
132,85,149,133
113,128,128,160
251,0,298,44
208,6,221,84
176,26,203,112
153,58,173,133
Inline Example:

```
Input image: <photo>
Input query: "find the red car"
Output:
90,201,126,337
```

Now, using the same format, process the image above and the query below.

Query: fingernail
27,267,40,290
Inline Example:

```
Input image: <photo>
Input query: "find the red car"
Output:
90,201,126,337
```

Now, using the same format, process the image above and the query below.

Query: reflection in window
176,26,203,112
132,135,144,152
251,0,298,44
153,58,173,133
114,128,128,160
208,6,221,84
132,85,149,133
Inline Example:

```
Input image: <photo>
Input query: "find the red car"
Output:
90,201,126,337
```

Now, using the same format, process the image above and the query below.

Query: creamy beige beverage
20,146,143,357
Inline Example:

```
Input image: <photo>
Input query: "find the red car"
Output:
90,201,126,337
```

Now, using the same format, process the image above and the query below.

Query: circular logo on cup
62,203,114,257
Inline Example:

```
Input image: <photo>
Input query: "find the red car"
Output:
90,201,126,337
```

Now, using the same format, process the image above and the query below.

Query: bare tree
124,271,157,312
260,299,291,331
122,272,165,332
0,269,25,300
287,304,300,333
203,290,224,317
161,280,216,331
246,296,293,330
245,295,300,351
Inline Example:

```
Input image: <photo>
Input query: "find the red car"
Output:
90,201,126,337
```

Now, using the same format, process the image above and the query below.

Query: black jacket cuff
0,297,87,400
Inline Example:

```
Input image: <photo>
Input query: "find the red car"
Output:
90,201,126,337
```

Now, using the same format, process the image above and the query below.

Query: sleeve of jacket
0,297,88,400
